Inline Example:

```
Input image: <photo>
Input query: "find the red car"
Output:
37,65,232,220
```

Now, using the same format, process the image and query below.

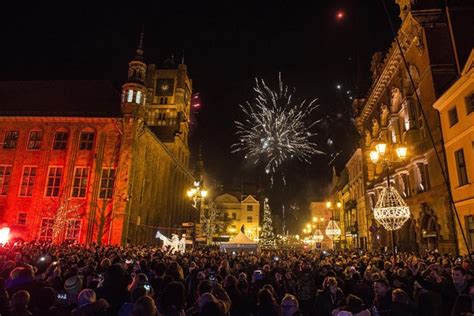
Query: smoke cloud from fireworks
232,73,324,177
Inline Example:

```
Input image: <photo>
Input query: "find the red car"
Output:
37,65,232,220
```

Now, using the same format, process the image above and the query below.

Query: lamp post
369,142,409,258
186,180,208,248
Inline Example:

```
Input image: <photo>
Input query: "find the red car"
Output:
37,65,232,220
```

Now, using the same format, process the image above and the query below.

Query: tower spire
135,26,145,61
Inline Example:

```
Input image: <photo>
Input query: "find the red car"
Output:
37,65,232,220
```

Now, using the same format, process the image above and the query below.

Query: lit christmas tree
259,198,276,249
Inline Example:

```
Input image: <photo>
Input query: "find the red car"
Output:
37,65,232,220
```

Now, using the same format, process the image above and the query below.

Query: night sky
0,1,401,230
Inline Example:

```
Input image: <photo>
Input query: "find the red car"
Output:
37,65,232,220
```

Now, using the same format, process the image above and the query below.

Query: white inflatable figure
178,234,186,254
155,231,172,252
169,234,180,254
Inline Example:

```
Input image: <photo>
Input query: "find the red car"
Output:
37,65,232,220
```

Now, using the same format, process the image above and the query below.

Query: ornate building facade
353,1,473,253
0,37,194,245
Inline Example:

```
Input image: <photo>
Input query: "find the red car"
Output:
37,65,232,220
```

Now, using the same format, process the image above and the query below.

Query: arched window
27,129,43,150
136,91,142,104
79,128,95,150
53,128,69,150
127,90,134,103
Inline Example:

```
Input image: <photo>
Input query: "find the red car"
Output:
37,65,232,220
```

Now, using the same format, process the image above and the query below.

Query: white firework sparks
232,73,324,175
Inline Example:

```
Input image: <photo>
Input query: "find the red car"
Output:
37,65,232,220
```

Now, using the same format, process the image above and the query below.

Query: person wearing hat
64,276,83,305
71,289,110,316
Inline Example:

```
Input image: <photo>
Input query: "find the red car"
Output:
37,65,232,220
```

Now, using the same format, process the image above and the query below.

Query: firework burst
232,73,324,177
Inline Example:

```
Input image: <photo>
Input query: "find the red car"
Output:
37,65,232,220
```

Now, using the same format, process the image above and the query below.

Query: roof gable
241,195,259,204
214,193,239,203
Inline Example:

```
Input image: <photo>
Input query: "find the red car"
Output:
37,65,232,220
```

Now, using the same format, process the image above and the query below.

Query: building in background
345,149,370,249
433,50,474,254
352,1,473,253
213,193,260,241
309,202,334,250
0,36,194,244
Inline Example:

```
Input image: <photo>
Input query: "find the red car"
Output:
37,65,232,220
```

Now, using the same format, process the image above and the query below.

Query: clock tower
144,58,192,169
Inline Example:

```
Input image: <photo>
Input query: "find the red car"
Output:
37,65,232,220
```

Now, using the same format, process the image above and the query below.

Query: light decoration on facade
313,229,324,243
0,227,10,245
325,220,341,238
373,186,410,231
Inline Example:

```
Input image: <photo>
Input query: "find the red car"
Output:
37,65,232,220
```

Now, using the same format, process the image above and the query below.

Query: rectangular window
0,166,12,195
417,163,430,193
455,149,469,186
79,132,94,150
27,131,43,150
53,131,68,150
247,205,253,212
45,167,63,197
19,166,37,197
17,212,27,226
232,212,237,219
3,131,18,149
99,168,115,199
449,107,459,127
39,218,54,240
466,93,474,115
247,216,253,223
65,220,81,241
71,167,89,198
402,173,411,197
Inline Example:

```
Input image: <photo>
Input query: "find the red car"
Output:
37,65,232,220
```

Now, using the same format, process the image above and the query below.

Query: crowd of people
0,241,473,316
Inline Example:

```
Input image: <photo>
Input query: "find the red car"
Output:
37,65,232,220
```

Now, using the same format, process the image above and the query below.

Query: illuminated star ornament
232,73,323,182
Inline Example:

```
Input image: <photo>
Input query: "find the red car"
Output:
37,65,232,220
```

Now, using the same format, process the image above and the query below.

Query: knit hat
77,289,96,306
64,276,82,294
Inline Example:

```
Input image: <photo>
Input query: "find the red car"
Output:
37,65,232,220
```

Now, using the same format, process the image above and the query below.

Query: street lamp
369,142,410,257
186,180,208,248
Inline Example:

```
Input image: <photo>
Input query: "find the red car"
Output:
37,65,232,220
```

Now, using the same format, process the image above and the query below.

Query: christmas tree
259,198,276,249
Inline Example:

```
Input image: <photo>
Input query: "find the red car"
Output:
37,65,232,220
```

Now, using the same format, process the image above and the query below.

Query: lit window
53,131,68,150
79,131,94,150
27,130,43,150
99,168,116,199
17,213,27,226
19,166,37,197
127,90,134,102
39,218,54,240
449,106,459,127
136,91,142,104
3,131,18,149
71,167,89,198
0,166,12,195
66,220,81,241
45,167,63,197
455,149,469,186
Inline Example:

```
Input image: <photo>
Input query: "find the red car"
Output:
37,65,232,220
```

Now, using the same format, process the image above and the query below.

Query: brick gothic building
0,38,195,245
353,1,473,253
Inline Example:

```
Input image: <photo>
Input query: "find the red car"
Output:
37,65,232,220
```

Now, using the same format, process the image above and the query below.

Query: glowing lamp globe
373,186,410,231
0,227,10,245
313,229,324,243
325,220,341,238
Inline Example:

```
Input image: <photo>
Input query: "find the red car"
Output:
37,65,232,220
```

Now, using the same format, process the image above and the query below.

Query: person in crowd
313,276,344,316
280,294,300,316
70,289,110,316
11,290,32,316
132,295,159,316
257,288,280,316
